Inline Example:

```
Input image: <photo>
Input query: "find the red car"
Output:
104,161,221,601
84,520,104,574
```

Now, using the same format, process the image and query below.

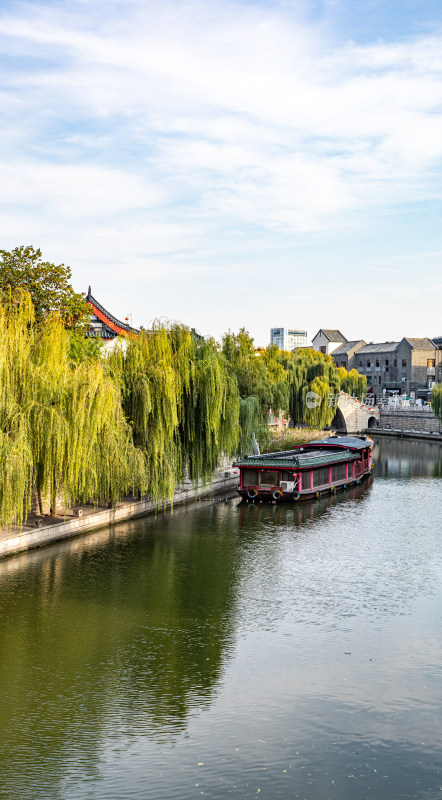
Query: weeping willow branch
109,324,240,501
0,292,148,527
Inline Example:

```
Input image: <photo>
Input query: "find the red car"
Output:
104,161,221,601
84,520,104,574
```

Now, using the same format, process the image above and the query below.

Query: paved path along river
0,437,441,800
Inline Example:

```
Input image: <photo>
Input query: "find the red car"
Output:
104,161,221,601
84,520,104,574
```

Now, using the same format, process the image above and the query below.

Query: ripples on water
0,437,441,799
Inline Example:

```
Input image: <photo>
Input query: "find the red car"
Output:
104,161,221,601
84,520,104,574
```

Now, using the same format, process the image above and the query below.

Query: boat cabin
233,436,373,502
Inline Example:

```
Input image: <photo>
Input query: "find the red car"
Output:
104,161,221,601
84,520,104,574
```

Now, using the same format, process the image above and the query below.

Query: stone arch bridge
332,393,380,433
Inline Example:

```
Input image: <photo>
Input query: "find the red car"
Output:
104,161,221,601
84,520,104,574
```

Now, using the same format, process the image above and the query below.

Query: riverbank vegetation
221,329,366,449
0,277,367,527
262,427,334,453
432,384,442,421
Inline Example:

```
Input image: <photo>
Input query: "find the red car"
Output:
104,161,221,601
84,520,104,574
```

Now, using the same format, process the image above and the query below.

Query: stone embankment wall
0,471,239,560
379,408,441,434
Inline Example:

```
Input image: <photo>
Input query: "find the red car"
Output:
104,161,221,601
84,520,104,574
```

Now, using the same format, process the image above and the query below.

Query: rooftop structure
349,338,438,399
312,329,347,354
86,287,140,341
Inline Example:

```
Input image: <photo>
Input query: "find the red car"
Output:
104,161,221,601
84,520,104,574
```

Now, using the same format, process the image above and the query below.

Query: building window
367,360,371,367
340,361,346,367
385,360,389,366
320,346,326,354
376,359,380,367
359,360,363,366
379,376,381,384
385,366,389,372
394,359,397,367
427,359,435,368
402,359,407,367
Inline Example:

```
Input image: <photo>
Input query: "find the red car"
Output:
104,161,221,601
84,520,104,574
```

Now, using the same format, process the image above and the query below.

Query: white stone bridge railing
333,392,380,433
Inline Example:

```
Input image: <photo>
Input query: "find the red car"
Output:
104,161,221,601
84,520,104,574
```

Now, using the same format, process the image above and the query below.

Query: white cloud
0,0,441,340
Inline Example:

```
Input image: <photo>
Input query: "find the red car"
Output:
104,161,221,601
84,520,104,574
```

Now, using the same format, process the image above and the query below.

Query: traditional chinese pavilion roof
86,286,140,337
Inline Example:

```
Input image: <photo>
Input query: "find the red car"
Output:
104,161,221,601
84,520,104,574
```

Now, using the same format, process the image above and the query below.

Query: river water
1,437,442,800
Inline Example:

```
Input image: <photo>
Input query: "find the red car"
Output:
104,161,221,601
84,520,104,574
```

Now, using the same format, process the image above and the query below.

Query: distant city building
270,327,308,351
331,340,367,370
311,329,347,354
331,338,438,400
432,337,442,383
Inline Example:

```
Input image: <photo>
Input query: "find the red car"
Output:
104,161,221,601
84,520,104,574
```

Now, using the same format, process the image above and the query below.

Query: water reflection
372,435,442,478
0,440,441,799
0,501,245,799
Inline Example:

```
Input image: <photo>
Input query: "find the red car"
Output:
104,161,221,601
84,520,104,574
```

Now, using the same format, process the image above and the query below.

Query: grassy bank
263,428,332,453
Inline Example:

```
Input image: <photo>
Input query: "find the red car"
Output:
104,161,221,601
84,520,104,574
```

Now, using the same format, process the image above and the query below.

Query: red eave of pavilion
87,300,133,337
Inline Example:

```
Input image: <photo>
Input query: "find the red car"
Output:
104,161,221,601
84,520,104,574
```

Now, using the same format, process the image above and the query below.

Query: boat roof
308,436,370,451
234,449,360,470
233,436,370,470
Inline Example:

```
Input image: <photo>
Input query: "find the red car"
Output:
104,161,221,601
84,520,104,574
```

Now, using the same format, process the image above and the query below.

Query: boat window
312,466,330,487
259,471,278,486
243,469,258,485
332,463,346,482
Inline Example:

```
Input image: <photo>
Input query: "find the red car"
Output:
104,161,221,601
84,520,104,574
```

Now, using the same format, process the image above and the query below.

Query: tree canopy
221,335,368,449
0,291,239,526
0,246,89,324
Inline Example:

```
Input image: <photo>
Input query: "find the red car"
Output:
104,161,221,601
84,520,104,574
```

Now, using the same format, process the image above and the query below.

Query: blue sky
1,0,441,345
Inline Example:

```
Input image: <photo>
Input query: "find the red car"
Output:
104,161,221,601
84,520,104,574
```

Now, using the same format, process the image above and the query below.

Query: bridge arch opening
331,407,347,433
367,415,377,429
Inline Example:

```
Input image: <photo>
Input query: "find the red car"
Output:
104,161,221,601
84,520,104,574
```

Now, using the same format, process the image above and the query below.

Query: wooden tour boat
233,435,374,502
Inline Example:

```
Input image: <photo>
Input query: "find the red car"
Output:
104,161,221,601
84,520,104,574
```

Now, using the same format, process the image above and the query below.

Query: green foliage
239,396,260,453
0,291,147,527
0,246,89,324
0,294,241,527
431,384,442,420
109,324,239,501
340,368,367,398
221,332,368,441
276,347,367,429
221,329,289,448
0,285,373,528
67,328,104,362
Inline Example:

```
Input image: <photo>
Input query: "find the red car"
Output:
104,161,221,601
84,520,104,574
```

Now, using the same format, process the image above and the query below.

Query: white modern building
270,327,308,351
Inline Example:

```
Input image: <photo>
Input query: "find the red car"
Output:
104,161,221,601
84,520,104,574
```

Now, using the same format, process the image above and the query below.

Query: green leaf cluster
221,329,289,450
222,337,368,441
0,291,147,526
431,384,442,420
109,324,239,501
0,294,240,526
0,246,89,324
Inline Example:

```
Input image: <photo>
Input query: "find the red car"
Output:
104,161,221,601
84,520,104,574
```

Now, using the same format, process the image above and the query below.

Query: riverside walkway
0,470,239,559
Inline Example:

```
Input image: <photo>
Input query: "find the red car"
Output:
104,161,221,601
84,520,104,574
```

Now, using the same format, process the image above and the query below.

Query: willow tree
0,293,34,525
339,367,367,399
109,322,239,501
221,330,289,452
280,349,340,428
432,384,442,421
0,291,148,527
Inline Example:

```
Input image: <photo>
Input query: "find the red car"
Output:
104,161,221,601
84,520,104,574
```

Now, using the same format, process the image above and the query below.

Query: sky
1,0,442,346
